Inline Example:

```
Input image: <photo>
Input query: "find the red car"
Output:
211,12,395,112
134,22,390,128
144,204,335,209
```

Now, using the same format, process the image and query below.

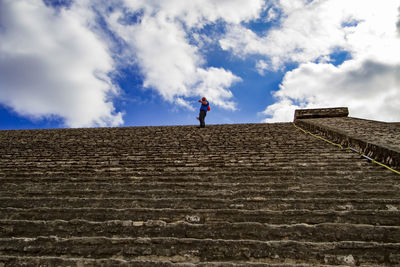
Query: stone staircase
0,109,400,266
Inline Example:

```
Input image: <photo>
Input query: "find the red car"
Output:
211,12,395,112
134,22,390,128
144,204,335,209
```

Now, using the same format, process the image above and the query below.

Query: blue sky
0,0,399,129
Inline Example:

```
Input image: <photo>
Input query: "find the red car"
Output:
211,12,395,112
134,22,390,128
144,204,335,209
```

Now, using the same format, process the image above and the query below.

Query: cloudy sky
0,0,399,129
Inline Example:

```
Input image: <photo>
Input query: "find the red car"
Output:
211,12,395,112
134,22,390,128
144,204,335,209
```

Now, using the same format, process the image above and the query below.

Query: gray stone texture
296,117,400,167
294,107,349,120
0,112,399,266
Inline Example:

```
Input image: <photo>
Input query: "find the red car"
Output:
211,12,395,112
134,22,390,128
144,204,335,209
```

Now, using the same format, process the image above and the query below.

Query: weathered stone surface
0,255,363,267
295,116,400,167
2,220,400,243
294,107,349,120
1,237,400,265
0,118,399,266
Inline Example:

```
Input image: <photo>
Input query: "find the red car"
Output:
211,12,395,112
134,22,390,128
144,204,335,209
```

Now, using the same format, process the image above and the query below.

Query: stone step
0,153,377,163
0,237,399,265
1,164,395,177
0,157,367,166
2,142,325,148
0,256,344,267
2,220,400,243
1,181,397,191
2,197,399,211
0,165,382,176
2,208,399,225
1,173,397,184
0,171,400,183
4,156,367,165
1,189,398,199
0,154,367,161
0,144,350,152
2,170,395,180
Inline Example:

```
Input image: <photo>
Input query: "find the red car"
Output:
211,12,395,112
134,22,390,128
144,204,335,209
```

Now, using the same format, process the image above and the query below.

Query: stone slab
294,107,349,120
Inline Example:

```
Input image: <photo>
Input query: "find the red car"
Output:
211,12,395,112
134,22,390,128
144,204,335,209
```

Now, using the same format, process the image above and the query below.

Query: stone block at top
294,107,349,121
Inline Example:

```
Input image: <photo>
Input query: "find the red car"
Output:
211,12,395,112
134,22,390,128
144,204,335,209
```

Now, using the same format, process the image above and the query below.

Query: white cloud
106,0,264,110
122,0,265,28
255,60,269,75
265,6,278,22
195,67,241,110
263,60,400,122
221,0,400,66
219,0,400,122
0,0,123,127
220,0,360,69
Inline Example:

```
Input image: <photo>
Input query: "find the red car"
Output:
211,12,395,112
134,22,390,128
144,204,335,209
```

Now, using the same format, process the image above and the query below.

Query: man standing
198,97,209,128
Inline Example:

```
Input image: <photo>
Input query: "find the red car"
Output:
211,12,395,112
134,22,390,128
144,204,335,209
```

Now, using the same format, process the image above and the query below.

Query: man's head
202,97,206,101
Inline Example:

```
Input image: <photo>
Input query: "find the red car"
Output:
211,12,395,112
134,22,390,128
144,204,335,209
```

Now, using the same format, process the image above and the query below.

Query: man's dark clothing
199,100,209,128
199,110,207,128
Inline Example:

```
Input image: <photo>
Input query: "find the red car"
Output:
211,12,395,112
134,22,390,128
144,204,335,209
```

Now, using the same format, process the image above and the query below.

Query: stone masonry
0,108,399,266
295,108,400,168
294,107,349,120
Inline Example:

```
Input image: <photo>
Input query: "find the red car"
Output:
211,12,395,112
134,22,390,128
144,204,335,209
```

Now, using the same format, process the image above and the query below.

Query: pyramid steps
1,111,400,266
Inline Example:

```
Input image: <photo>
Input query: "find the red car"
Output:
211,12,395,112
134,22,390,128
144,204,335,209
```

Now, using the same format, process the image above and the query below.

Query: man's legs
199,110,206,128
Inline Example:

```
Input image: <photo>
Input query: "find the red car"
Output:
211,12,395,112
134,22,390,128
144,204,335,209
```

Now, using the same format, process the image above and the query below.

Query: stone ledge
295,119,400,168
294,107,349,120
